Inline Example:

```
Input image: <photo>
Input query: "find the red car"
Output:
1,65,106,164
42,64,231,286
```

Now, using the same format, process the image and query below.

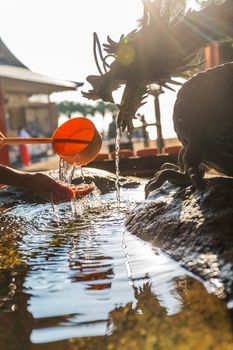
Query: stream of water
115,126,121,208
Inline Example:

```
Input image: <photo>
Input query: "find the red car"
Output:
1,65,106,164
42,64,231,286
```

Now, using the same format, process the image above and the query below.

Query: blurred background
0,0,232,168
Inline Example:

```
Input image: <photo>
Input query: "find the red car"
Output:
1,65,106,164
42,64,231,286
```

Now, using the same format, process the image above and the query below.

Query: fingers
188,167,205,189
27,173,96,204
51,183,95,204
71,183,95,198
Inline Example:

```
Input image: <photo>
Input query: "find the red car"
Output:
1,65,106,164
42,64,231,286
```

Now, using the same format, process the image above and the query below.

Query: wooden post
204,44,220,68
149,85,165,154
0,84,10,165
154,94,164,154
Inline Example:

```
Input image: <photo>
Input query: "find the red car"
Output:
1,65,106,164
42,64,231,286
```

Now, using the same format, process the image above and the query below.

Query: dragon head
82,0,232,131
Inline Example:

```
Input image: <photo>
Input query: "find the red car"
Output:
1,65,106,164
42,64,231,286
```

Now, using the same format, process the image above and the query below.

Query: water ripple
0,185,230,346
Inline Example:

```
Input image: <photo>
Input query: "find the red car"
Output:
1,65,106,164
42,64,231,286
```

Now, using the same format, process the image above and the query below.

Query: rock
71,167,141,193
125,176,233,302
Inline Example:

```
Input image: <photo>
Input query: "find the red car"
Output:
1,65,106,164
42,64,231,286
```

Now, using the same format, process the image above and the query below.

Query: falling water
57,158,101,219
59,158,75,184
58,158,76,218
80,167,86,182
59,158,87,184
115,126,121,207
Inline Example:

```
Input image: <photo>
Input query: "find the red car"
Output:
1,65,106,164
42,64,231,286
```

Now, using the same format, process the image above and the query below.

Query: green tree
57,100,118,120
57,101,95,118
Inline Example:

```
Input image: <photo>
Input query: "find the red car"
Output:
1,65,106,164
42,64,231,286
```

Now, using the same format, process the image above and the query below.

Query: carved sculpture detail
83,0,233,194
83,0,233,131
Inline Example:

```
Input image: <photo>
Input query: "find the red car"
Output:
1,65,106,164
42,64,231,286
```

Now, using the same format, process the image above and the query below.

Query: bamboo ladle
1,117,102,166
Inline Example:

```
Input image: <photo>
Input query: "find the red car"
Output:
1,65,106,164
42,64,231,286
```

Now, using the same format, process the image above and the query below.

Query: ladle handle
2,137,52,145
1,137,91,145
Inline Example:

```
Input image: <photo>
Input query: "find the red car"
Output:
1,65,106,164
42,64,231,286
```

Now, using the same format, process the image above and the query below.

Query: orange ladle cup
0,117,102,166
52,117,102,165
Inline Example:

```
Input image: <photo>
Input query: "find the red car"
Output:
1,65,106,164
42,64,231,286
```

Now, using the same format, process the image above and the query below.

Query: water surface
0,184,232,350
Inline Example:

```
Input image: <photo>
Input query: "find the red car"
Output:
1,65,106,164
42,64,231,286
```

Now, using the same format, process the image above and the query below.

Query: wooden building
0,37,83,165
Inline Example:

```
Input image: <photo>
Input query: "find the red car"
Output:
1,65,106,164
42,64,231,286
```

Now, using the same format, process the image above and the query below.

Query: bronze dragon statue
145,61,233,195
83,0,233,192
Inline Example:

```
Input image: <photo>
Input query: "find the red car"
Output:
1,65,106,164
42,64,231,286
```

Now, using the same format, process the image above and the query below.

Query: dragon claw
81,90,100,101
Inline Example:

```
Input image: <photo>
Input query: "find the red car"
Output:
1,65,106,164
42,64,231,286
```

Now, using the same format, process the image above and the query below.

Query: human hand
26,173,95,204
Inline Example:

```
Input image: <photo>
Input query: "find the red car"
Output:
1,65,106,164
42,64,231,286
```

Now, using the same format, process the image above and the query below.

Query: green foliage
57,101,95,117
57,100,118,118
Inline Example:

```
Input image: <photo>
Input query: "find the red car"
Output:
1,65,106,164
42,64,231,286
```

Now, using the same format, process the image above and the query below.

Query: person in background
0,132,95,204
108,115,117,153
17,126,32,166
108,115,117,140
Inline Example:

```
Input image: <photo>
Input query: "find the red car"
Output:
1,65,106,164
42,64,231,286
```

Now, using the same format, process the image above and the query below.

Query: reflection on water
0,185,232,349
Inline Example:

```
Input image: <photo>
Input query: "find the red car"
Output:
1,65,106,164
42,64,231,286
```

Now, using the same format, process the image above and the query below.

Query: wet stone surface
71,167,141,193
126,176,233,303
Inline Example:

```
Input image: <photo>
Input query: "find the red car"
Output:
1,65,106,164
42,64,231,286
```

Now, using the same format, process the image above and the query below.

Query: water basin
0,183,232,349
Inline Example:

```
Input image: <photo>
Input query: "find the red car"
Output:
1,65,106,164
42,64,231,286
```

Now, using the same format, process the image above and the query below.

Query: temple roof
0,38,27,68
0,65,82,94
0,37,83,94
